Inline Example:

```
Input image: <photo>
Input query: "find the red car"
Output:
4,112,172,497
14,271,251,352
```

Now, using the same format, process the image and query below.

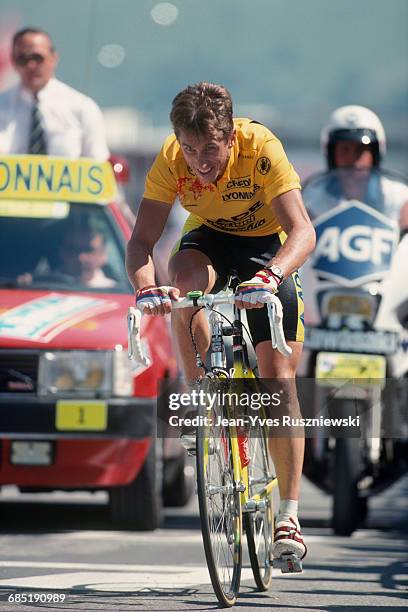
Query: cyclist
319,105,408,229
126,81,316,564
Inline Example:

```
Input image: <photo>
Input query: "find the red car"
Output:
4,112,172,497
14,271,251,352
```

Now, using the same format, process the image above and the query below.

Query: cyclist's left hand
235,269,280,309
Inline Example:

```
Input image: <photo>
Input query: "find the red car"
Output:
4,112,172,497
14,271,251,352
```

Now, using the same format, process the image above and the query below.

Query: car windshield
0,201,131,293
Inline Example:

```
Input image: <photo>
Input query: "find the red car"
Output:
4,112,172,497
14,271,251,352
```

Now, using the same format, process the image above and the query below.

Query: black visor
328,128,378,146
327,128,380,168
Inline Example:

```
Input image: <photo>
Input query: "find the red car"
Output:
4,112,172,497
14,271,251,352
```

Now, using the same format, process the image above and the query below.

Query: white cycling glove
235,268,282,306
135,285,178,313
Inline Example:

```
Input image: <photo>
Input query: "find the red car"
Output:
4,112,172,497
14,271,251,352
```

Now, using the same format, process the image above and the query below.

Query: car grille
0,351,39,393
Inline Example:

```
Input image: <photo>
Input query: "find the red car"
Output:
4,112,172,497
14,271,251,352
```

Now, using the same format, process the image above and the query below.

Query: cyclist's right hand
135,285,180,315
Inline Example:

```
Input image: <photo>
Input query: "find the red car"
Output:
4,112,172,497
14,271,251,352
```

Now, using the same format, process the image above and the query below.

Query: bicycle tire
196,378,242,607
243,415,274,590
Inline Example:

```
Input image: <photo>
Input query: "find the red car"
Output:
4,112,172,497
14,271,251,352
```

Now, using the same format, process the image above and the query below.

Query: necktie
28,97,47,154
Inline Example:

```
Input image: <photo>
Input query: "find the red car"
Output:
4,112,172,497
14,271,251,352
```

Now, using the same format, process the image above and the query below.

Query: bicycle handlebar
127,290,292,363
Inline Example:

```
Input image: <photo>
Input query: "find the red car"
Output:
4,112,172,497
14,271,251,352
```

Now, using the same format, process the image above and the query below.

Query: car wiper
0,277,19,288
29,281,74,291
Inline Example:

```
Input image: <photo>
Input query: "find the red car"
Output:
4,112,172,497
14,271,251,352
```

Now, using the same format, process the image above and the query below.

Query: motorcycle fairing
312,200,398,287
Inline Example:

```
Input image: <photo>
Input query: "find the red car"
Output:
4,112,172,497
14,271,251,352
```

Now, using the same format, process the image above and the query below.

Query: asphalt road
0,475,406,612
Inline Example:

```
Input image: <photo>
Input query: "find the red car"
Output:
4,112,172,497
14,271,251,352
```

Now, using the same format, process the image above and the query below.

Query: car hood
0,289,134,349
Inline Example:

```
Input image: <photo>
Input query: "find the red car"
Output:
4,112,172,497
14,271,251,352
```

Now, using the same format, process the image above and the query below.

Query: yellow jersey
143,118,301,237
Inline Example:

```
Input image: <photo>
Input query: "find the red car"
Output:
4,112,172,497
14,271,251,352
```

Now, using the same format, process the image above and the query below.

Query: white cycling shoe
272,516,307,573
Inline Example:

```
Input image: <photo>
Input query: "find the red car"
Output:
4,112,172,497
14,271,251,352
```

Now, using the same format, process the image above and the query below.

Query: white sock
278,499,298,522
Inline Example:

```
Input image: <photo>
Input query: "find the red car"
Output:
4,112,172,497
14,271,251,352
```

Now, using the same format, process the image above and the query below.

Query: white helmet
321,105,386,168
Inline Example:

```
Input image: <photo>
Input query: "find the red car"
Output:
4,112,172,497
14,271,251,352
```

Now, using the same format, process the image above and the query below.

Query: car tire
163,455,194,507
109,437,163,530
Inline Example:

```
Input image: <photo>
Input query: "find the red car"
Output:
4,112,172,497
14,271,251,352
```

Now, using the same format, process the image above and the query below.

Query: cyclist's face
334,141,374,169
177,129,235,184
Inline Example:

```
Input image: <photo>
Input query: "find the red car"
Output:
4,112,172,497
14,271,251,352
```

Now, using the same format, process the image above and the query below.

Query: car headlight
38,351,113,396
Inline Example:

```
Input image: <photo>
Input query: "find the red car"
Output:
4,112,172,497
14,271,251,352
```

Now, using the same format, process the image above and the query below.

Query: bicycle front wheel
196,379,242,607
244,416,275,591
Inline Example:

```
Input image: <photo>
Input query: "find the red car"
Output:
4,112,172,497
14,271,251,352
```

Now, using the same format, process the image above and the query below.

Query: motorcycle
299,167,408,535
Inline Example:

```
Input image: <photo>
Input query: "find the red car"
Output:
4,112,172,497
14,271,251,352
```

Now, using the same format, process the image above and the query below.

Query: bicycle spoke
244,415,274,591
196,379,242,607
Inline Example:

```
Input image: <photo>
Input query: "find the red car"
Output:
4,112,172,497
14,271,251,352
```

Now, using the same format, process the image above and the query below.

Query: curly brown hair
170,81,234,141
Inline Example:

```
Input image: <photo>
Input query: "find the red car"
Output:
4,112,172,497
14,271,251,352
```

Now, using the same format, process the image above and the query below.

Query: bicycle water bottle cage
187,290,203,307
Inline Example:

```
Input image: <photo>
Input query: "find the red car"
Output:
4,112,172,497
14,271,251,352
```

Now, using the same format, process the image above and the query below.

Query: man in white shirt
0,27,109,159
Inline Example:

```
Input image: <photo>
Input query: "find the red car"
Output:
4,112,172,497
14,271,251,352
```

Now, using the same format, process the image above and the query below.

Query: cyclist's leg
245,265,307,563
245,266,305,501
256,341,304,501
256,342,306,564
168,224,229,382
169,248,216,381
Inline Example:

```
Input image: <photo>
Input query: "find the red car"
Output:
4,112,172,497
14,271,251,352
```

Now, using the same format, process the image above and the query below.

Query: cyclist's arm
268,188,316,277
126,198,172,290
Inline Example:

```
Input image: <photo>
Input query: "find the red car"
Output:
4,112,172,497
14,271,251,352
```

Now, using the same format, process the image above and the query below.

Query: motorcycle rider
300,106,408,534
319,105,408,229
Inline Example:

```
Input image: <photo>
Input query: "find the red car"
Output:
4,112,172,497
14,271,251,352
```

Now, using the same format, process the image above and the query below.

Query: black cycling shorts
173,224,304,347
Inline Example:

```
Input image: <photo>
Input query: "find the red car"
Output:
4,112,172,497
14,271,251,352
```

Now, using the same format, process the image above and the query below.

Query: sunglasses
14,53,47,67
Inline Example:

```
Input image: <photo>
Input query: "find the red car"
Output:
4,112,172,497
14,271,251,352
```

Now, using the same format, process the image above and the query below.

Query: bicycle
128,279,302,607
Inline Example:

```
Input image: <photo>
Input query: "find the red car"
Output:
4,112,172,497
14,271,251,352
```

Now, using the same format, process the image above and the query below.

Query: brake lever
127,306,151,366
267,298,292,357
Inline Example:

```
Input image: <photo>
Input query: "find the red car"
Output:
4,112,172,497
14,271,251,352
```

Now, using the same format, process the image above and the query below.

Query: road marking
21,530,206,544
0,530,328,544
0,563,258,591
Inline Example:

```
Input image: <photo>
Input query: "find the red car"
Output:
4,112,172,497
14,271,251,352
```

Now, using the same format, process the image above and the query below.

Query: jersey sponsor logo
207,217,266,232
207,201,266,232
256,157,271,175
312,200,398,286
222,184,260,202
226,177,252,189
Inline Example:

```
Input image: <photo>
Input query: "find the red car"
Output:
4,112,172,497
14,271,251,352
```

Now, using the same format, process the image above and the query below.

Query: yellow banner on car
0,155,116,204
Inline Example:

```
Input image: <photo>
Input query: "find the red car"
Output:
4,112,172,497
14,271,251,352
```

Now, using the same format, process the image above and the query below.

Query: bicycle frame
198,295,279,602
208,299,278,513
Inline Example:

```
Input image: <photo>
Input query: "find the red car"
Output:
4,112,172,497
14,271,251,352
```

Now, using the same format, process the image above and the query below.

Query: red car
0,155,190,529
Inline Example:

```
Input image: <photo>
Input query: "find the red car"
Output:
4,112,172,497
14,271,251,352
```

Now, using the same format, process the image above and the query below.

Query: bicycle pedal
273,553,303,573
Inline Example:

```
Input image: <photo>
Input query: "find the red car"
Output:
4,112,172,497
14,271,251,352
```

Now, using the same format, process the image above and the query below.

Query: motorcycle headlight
321,292,377,321
38,351,113,396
